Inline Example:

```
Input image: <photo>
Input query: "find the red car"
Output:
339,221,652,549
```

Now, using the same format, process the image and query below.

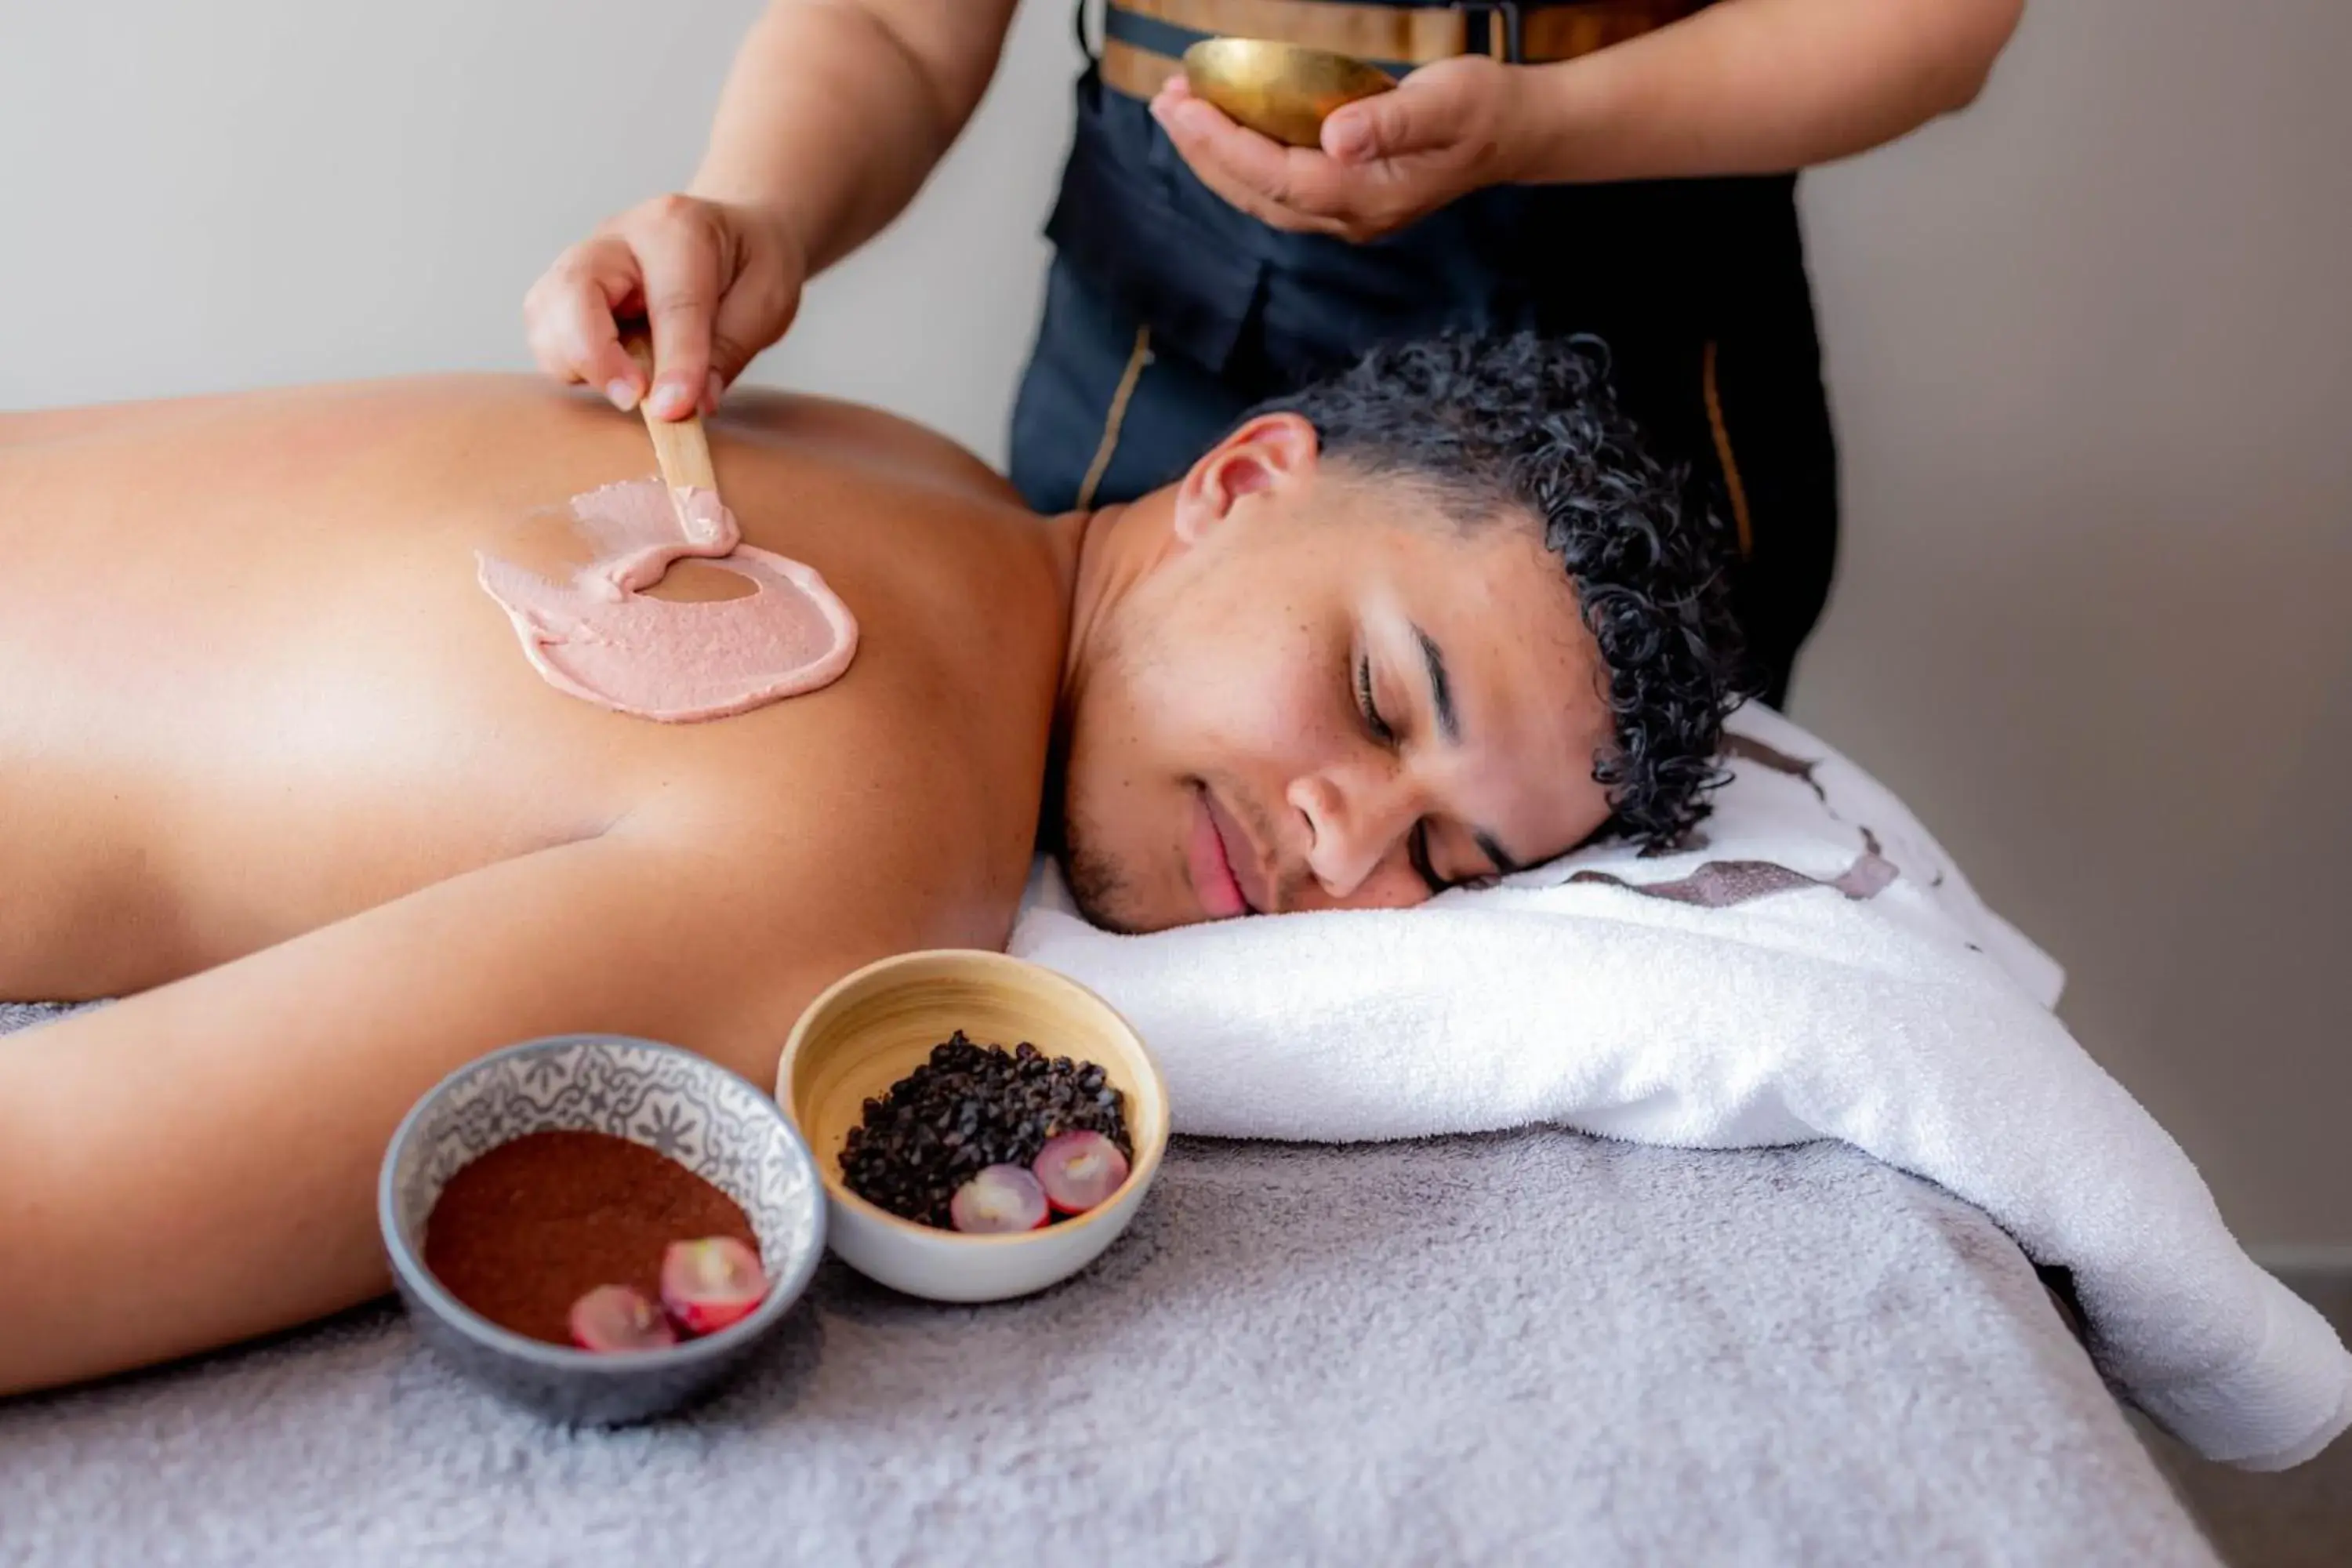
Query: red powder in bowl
422,1130,758,1346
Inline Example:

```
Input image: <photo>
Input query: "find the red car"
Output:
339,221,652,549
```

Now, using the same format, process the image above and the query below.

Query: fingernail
648,379,691,419
1327,122,1368,161
605,378,639,412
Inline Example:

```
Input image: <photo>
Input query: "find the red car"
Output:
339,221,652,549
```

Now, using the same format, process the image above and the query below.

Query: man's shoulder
604,570,1063,850
604,641,1056,965
713,388,1023,510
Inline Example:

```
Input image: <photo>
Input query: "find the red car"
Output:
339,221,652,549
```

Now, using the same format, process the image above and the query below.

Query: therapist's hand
1150,57,1530,243
524,194,808,420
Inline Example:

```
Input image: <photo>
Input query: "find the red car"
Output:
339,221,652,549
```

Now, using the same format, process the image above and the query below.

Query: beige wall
1793,0,2351,1250
5,2,2343,1243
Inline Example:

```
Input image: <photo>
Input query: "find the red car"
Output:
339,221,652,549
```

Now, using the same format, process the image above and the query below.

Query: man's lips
1187,786,1258,920
1204,790,1273,914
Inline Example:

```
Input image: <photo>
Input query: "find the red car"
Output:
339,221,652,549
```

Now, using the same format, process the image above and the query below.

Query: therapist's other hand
1150,57,1526,243
524,194,808,420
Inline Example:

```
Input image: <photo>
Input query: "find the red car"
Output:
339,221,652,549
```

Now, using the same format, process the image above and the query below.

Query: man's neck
1051,486,1178,717
1035,485,1178,860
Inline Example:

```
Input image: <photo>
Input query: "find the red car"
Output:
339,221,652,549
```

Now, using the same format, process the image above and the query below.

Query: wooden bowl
1181,37,1397,148
776,949,1170,1303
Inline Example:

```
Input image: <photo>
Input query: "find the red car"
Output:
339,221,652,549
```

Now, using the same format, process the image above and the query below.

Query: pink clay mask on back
477,478,858,722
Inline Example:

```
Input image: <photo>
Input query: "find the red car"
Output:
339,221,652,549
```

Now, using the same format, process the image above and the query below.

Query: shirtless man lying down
0,333,1741,1396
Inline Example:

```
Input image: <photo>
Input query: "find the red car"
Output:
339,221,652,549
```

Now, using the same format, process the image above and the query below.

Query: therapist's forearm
1509,0,2024,184
685,0,1018,274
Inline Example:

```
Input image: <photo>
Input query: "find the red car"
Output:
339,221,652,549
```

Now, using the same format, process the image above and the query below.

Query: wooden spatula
619,328,720,523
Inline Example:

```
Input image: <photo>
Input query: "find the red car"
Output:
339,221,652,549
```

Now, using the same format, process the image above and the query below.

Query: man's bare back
0,376,1070,1390
1,376,1068,1000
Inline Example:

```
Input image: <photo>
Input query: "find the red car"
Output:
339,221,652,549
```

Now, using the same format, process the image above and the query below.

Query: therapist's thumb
1322,62,1481,163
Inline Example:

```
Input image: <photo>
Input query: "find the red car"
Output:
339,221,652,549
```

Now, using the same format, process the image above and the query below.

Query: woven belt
1098,0,1702,101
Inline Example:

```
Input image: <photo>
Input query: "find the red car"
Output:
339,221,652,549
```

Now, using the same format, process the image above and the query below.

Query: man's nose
1286,766,1417,902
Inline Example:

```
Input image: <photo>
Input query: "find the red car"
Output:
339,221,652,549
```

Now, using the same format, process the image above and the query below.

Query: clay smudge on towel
1570,828,1898,908
1723,733,1828,807
477,478,858,723
1724,731,1955,893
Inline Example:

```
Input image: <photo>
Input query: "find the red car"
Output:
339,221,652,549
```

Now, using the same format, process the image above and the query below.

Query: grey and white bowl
379,1033,826,1426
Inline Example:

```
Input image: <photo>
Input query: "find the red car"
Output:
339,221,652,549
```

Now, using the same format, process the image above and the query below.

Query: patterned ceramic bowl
378,1033,826,1426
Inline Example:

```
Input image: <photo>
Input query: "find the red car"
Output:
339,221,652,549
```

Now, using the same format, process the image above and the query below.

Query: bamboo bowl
776,949,1170,1303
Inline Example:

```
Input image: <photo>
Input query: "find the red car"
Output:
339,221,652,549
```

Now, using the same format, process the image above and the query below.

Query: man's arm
0,822,894,1397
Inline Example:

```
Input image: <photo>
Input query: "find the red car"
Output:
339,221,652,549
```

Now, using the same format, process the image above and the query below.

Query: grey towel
1,1003,2214,1568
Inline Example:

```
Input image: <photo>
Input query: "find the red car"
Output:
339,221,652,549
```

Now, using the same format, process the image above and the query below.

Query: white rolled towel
1011,704,2352,1471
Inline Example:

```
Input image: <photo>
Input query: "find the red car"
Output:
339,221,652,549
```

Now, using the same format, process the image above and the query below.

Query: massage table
0,1001,2218,1567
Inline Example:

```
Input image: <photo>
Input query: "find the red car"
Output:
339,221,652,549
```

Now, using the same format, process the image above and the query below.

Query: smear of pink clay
476,478,858,722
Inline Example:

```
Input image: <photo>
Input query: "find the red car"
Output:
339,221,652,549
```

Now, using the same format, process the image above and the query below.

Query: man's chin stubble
1056,834,1152,935
1055,786,1171,935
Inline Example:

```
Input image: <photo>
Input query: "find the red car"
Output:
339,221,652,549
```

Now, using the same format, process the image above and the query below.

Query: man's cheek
1120,663,1214,757
1221,665,1338,757
1126,624,1327,774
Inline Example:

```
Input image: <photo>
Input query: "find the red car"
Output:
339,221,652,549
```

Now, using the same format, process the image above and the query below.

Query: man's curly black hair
1246,332,1751,851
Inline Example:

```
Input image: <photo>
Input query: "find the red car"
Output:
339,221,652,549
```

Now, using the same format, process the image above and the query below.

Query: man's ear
1171,412,1321,546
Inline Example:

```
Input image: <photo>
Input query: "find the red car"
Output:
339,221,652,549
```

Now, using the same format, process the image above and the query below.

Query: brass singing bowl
1181,38,1397,150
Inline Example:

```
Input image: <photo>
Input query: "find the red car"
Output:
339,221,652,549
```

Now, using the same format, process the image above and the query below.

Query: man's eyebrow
1412,623,1460,743
1407,622,1520,878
